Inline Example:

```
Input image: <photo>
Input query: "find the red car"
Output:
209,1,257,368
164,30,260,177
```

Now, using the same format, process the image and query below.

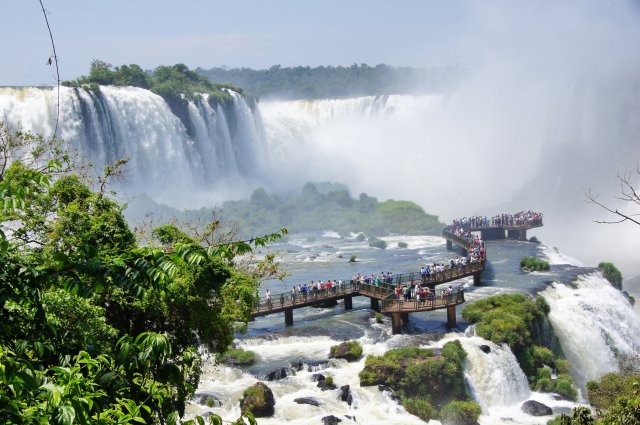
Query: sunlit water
185,233,639,424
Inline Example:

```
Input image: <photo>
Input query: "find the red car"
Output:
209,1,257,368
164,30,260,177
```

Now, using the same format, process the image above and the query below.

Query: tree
586,165,640,226
0,124,285,423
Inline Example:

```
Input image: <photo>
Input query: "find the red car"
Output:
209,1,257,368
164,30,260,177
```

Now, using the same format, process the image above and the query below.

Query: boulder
479,345,491,354
193,391,221,407
294,397,322,407
312,373,326,382
339,385,353,406
317,380,337,391
240,382,275,418
521,400,553,416
378,385,401,404
322,415,342,425
329,341,363,362
265,367,290,381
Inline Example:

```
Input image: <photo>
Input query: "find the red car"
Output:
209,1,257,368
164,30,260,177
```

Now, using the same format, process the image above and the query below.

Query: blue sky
1,1,640,85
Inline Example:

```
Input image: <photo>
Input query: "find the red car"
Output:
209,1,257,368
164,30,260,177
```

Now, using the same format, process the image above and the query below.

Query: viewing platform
251,261,483,333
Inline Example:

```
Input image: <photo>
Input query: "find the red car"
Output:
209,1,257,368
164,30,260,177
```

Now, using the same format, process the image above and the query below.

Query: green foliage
598,382,640,425
375,312,384,323
330,340,363,361
0,126,284,423
359,341,470,420
221,348,256,366
548,407,595,425
145,183,445,239
521,256,550,271
325,375,334,386
368,237,388,249
403,397,435,422
439,400,482,425
587,372,640,414
195,63,458,100
462,294,577,396
349,255,357,263
398,241,408,248
598,262,623,290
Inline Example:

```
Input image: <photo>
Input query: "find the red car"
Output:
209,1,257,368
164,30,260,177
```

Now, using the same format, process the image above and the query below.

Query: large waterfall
0,86,267,206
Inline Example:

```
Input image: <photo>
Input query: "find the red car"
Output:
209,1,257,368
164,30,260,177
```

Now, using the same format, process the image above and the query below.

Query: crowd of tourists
448,211,543,231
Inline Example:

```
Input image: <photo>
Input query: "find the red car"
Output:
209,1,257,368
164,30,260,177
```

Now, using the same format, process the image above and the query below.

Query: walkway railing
253,261,482,315
381,289,465,312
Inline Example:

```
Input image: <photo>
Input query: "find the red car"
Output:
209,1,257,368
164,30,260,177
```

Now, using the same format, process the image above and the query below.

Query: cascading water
0,86,267,206
542,273,640,390
457,337,531,410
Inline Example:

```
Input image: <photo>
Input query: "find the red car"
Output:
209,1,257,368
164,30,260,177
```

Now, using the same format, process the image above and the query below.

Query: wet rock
345,415,356,422
312,373,325,382
240,382,275,417
339,385,353,406
193,391,221,407
321,415,342,425
307,361,330,372
294,397,322,407
479,345,491,354
329,341,363,362
291,362,305,371
521,400,553,416
265,367,290,381
317,380,337,391
378,385,401,404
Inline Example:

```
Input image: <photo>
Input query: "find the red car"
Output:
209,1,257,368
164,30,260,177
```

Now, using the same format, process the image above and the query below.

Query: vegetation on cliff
462,294,578,401
359,342,480,423
196,63,459,99
0,124,281,423
598,261,623,290
520,256,550,271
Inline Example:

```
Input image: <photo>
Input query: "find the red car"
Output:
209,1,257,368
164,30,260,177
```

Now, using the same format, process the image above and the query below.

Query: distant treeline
126,182,445,239
196,63,459,100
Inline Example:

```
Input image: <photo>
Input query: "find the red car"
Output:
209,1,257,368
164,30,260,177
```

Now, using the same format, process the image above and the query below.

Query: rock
193,391,221,407
339,385,353,406
479,345,491,354
345,415,356,422
265,367,290,381
312,373,325,382
240,382,275,418
329,341,363,362
378,385,401,404
317,380,337,391
521,400,553,416
307,361,330,372
321,415,342,425
294,397,322,407
291,362,305,371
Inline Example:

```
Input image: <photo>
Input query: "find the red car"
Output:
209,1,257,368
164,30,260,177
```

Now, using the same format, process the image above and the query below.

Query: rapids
185,233,638,424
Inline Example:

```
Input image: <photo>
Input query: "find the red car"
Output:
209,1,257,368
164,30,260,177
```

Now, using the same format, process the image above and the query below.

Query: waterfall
542,273,640,390
457,337,531,411
0,86,267,207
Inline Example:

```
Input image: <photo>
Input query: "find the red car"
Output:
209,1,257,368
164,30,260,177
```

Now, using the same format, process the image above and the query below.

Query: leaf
54,404,76,425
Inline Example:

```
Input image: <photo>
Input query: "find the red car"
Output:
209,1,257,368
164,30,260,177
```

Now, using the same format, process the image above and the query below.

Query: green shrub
397,241,408,248
535,377,555,392
439,400,482,425
221,348,256,366
555,359,570,375
368,237,387,249
537,367,552,381
533,346,555,368
356,233,366,242
587,372,640,412
520,256,550,271
329,340,363,362
403,397,435,422
349,255,357,263
374,312,384,323
325,375,334,386
555,374,578,401
598,262,623,290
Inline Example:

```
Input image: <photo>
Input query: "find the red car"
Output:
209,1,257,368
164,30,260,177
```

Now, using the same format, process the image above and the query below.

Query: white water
542,273,640,390
0,86,266,206
458,337,530,409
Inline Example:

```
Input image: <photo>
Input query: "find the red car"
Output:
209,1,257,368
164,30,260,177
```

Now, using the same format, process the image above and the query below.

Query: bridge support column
473,272,481,286
446,239,452,250
482,228,506,240
284,309,293,326
370,298,380,312
461,248,468,257
391,313,402,334
520,229,527,241
401,312,409,325
344,295,353,310
446,305,457,328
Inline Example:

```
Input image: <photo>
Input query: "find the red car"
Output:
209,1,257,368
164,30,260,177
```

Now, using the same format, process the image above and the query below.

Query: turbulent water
183,233,639,424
